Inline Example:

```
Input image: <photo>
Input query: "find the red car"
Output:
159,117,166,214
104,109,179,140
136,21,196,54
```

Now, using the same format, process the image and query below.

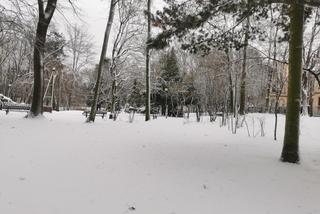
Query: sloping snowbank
0,111,319,214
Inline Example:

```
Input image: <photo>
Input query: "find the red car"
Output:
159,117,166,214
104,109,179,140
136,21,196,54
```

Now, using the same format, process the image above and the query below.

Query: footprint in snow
128,206,136,211
18,177,26,181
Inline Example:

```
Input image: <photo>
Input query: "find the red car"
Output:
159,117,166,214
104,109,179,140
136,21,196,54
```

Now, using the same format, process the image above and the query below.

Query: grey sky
57,0,166,59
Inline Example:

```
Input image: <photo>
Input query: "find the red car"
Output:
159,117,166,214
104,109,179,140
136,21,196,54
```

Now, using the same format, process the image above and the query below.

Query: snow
0,111,320,214
0,94,16,104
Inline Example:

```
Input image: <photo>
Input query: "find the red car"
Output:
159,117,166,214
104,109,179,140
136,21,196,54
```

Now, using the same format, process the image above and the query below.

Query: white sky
56,0,166,60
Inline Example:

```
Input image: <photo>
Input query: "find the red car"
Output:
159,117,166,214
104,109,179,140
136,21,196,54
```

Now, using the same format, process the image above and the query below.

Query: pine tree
157,49,182,116
161,48,181,82
128,79,144,108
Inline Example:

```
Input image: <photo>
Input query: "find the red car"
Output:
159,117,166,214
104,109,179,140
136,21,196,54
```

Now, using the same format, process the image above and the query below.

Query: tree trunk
145,0,151,121
274,102,278,140
111,78,117,120
274,92,281,141
56,69,61,111
265,69,273,112
29,0,57,117
265,6,274,112
301,71,308,115
239,17,249,115
87,0,116,122
308,79,314,116
281,1,304,163
226,48,234,113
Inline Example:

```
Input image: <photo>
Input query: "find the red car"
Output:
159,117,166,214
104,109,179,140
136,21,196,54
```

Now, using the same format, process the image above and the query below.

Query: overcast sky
56,0,166,60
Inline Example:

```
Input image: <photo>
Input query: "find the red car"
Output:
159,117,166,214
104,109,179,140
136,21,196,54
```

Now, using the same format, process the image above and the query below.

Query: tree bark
281,1,304,163
56,69,61,111
111,77,117,120
226,48,234,113
29,0,57,117
87,0,116,122
301,71,308,115
239,17,249,115
145,0,151,121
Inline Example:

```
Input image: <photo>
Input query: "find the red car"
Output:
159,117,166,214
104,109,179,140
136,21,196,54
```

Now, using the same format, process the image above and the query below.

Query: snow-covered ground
0,111,319,214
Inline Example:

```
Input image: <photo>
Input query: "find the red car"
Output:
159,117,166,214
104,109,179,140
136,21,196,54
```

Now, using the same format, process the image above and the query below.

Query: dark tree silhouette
29,0,57,117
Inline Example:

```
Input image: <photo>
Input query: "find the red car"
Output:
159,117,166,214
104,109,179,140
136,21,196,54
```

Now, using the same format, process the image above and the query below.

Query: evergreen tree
160,48,181,82
128,79,144,108
154,49,183,116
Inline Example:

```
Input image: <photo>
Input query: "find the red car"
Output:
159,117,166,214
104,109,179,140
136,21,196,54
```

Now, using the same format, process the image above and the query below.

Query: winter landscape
1,112,320,214
1,0,320,214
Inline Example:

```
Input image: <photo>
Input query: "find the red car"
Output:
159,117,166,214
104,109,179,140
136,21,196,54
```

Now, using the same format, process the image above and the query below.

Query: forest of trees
1,0,320,163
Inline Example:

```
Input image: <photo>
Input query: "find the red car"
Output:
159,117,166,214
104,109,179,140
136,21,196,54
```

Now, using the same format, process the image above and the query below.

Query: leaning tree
87,0,118,122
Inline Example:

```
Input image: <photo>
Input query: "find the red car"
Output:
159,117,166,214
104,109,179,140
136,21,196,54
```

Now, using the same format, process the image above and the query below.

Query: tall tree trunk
56,69,61,111
145,0,151,121
301,71,308,115
239,17,249,115
226,48,234,113
274,98,279,140
266,20,278,113
281,1,304,163
87,0,116,122
111,77,117,120
29,0,57,117
265,5,274,112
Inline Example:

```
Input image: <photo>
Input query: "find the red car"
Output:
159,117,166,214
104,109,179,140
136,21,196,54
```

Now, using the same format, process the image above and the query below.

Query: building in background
269,63,320,116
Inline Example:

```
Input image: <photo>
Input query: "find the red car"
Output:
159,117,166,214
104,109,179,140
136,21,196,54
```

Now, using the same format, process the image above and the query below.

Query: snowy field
0,111,320,214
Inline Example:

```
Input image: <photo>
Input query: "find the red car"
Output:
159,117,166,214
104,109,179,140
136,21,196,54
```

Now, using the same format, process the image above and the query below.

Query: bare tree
273,63,287,141
27,0,57,117
265,5,279,112
67,24,94,75
64,24,94,109
302,9,320,115
109,0,144,120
